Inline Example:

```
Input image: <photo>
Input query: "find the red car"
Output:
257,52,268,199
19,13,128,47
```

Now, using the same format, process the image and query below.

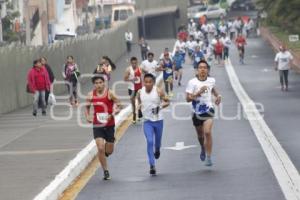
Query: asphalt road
76,41,286,200
0,39,175,200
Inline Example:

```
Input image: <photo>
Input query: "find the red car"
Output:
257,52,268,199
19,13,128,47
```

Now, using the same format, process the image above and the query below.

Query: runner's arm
124,68,133,82
212,87,222,106
85,92,93,123
157,87,170,109
109,90,124,115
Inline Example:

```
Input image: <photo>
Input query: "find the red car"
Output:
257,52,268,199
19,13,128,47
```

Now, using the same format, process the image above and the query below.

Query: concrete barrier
0,16,138,115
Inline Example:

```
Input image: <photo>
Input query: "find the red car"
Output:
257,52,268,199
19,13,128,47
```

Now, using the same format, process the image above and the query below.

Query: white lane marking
226,59,300,200
164,142,197,151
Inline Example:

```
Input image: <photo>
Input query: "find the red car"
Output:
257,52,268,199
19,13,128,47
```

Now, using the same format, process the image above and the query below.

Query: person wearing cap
160,48,173,62
274,45,293,91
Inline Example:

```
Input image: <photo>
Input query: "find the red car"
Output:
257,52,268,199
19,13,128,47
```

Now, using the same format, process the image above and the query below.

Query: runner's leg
143,121,155,167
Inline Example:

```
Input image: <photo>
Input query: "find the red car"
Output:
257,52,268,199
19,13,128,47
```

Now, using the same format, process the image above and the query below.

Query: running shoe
200,147,206,161
150,166,156,176
154,150,160,159
205,156,213,167
169,92,174,97
33,112,37,117
103,170,111,180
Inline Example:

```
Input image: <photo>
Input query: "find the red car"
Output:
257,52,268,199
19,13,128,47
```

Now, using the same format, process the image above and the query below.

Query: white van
53,31,76,43
111,4,135,28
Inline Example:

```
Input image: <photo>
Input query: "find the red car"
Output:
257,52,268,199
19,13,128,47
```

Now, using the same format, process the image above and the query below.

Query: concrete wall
0,17,138,115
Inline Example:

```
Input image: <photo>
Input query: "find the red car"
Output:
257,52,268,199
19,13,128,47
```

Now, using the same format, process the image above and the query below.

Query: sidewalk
260,26,300,72
0,39,175,200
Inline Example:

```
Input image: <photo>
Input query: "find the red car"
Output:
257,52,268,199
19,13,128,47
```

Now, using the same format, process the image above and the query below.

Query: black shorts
93,126,115,143
128,89,140,97
192,108,215,127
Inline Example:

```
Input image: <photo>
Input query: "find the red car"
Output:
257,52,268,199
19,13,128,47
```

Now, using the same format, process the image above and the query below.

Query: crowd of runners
26,14,294,181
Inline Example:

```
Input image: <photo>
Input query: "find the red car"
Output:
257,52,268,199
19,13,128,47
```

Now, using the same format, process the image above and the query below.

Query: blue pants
143,120,164,166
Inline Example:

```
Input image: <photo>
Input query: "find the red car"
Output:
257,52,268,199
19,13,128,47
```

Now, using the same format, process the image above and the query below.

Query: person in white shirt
141,52,159,77
186,35,198,56
221,33,231,60
173,38,186,62
125,30,133,53
228,20,235,40
186,60,221,166
194,28,204,41
274,45,294,91
137,73,170,175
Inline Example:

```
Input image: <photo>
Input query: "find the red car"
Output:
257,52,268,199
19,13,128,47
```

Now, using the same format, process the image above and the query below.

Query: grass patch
268,26,300,54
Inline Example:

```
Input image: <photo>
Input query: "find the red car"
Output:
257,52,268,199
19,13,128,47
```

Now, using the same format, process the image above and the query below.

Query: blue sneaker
205,156,213,167
200,147,206,161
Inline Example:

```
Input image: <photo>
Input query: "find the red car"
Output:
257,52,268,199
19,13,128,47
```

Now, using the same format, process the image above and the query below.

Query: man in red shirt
235,33,247,64
124,57,143,124
27,59,51,116
85,75,123,180
214,37,224,65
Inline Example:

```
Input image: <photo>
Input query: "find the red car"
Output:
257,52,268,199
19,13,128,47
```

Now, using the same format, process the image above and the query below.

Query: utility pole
0,0,6,43
24,0,30,45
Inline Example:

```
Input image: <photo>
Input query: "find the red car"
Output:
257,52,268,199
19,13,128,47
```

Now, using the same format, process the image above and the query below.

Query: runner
137,73,170,175
27,59,51,116
62,55,80,106
94,56,116,83
173,38,186,63
221,33,231,61
173,47,185,86
124,57,143,124
274,45,294,91
85,75,123,180
186,60,222,166
192,46,205,73
235,33,247,64
159,52,174,97
139,37,150,61
214,37,224,65
186,35,197,57
141,52,159,77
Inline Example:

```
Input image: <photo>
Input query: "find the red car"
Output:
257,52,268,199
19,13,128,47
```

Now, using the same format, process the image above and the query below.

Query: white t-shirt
174,40,186,54
275,51,293,70
186,77,216,114
125,32,133,42
194,31,204,40
219,25,227,34
201,24,209,33
221,37,231,48
186,40,198,50
141,60,159,76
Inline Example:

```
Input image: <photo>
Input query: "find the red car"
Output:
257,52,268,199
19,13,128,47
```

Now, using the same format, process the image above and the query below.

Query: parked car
191,5,227,19
231,0,256,11
53,31,76,43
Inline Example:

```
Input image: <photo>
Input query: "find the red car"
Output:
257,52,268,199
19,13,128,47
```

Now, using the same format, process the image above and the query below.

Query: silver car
188,5,227,19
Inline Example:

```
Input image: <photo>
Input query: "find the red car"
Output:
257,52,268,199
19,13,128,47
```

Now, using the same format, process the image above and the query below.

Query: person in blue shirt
158,52,174,97
173,47,185,86
192,46,205,73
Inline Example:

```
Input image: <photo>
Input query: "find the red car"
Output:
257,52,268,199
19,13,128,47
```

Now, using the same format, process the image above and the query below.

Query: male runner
137,73,170,175
85,76,123,180
186,60,222,166
124,57,143,123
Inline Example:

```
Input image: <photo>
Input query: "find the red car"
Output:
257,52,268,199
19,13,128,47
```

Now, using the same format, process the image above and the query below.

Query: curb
33,74,163,200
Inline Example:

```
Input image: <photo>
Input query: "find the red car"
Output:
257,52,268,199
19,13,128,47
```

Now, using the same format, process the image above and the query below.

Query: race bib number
166,68,172,74
96,113,109,124
195,57,201,62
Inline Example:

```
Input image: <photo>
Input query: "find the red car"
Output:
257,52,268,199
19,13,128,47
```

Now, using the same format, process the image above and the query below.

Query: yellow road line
59,115,133,200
